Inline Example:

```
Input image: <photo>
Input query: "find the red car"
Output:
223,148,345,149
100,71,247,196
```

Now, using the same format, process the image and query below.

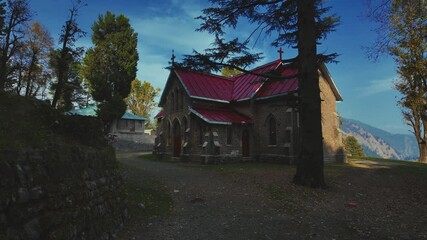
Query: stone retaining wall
0,144,127,240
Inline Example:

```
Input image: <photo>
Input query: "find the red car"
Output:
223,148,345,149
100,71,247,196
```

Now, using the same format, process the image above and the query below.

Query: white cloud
129,2,215,99
359,78,395,96
134,16,214,55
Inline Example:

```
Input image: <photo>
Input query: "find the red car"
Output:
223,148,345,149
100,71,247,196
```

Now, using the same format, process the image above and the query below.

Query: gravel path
116,153,427,240
116,152,298,240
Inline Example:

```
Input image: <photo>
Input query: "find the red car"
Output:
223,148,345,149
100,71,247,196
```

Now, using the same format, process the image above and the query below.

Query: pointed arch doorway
173,120,181,157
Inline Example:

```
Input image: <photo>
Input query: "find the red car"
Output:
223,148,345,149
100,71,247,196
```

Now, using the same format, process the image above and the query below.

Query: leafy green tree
126,79,160,120
0,0,32,91
221,66,241,77
344,136,365,158
50,1,86,108
366,0,427,163
179,0,339,187
82,11,138,132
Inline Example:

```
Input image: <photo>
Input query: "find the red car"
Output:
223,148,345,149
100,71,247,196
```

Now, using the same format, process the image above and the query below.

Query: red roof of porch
189,106,252,125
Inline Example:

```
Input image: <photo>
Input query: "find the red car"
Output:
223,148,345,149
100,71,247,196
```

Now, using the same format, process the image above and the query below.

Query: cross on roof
171,49,176,67
277,47,284,61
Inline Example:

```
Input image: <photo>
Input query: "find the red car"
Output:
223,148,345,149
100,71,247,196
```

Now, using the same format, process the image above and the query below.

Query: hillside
341,118,418,160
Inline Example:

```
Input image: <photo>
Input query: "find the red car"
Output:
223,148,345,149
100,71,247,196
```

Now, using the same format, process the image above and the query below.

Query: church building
154,58,345,163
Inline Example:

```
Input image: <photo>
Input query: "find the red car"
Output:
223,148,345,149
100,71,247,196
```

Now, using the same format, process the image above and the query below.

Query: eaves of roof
189,106,252,125
319,63,343,101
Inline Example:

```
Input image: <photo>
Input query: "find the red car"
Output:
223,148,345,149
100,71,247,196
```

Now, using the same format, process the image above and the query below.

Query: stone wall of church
320,75,346,163
244,98,298,163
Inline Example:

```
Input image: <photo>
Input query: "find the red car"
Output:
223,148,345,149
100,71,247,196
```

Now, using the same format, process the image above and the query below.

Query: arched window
269,115,277,145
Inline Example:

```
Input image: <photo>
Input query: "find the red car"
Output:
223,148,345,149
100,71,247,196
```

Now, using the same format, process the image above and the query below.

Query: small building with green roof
67,106,151,149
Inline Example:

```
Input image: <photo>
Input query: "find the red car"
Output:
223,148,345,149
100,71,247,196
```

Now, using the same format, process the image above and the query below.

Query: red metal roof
190,106,252,125
256,68,299,98
175,70,234,102
232,60,281,100
174,59,300,102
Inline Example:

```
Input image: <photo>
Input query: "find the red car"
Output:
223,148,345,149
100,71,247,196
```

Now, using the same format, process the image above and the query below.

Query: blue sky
29,0,410,134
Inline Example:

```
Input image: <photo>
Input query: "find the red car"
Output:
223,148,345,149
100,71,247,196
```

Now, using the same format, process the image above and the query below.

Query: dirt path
116,153,427,240
116,152,299,240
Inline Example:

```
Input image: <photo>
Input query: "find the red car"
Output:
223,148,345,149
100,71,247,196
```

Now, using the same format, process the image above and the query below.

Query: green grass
137,154,177,163
124,178,173,217
119,162,173,218
348,157,427,174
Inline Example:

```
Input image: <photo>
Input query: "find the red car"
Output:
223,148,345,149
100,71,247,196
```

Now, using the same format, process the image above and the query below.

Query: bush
344,136,365,157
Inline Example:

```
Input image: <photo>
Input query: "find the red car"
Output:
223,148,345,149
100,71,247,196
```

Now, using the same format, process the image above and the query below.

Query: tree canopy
50,1,86,109
344,136,365,158
17,21,53,97
82,11,138,131
126,79,160,120
0,0,32,91
177,0,339,72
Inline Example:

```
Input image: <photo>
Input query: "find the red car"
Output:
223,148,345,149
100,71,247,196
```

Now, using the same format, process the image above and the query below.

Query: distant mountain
341,118,418,161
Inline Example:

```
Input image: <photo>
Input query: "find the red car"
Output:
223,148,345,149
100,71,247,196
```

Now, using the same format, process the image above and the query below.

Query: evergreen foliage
82,11,138,132
177,0,339,72
344,136,365,157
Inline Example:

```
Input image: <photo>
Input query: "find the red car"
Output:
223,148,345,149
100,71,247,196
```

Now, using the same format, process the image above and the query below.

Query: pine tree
82,11,138,132
344,136,365,158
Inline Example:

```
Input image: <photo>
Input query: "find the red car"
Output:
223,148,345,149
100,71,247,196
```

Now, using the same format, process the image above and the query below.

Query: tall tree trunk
293,0,325,188
420,120,427,163
0,41,10,91
51,51,68,108
51,13,74,108
25,54,36,96
418,142,427,163
0,58,6,91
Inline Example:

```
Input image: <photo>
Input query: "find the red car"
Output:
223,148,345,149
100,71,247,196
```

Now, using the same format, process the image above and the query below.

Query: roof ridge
247,59,281,72
175,68,233,82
